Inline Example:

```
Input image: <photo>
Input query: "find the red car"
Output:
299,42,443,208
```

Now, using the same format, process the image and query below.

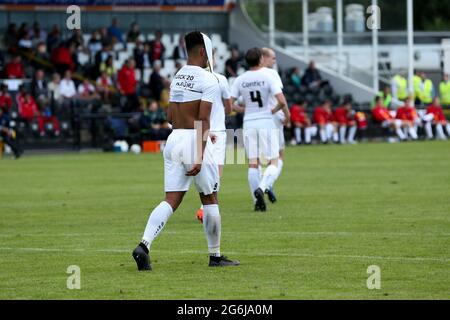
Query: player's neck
249,66,261,71
186,57,203,68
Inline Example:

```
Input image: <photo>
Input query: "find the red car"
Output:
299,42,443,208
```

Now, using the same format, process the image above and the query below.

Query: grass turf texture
0,141,449,299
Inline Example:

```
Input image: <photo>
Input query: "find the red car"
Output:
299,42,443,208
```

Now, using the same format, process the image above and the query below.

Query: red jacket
118,66,137,95
19,96,40,119
51,46,74,70
333,106,350,124
426,104,446,122
290,104,308,124
313,106,332,125
5,61,25,79
0,92,13,111
396,106,417,121
372,105,393,122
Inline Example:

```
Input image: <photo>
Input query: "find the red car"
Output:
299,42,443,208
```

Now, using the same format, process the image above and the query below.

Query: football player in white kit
132,32,239,270
231,48,290,211
196,55,233,223
260,47,289,203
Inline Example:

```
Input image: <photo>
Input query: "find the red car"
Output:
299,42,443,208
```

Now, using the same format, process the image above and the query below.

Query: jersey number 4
250,90,263,108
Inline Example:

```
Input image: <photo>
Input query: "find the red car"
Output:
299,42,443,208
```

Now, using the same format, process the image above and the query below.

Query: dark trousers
1,131,21,156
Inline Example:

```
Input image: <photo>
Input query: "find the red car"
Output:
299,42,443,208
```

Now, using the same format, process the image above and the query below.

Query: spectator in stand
100,27,113,47
95,44,114,77
17,89,60,137
396,97,419,140
127,22,141,43
148,60,167,102
302,61,327,89
0,84,13,115
51,42,75,75
118,58,139,113
149,30,166,67
48,72,62,103
59,70,77,117
31,69,50,111
4,23,19,52
333,102,357,144
100,55,116,80
46,25,61,53
313,100,337,143
77,79,101,115
377,86,392,108
290,67,302,89
88,30,103,57
5,55,25,79
425,97,450,140
108,18,125,46
372,96,407,141
289,100,316,145
439,73,450,107
0,107,22,158
29,22,47,48
18,23,29,41
172,35,187,60
139,99,170,140
225,47,241,78
134,42,152,74
32,42,50,71
96,70,113,103
68,29,84,49
18,32,33,51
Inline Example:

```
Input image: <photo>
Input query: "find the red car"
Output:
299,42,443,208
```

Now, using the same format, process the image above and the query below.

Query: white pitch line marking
0,247,448,263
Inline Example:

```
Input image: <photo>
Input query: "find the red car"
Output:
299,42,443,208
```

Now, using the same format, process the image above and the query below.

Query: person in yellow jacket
440,73,450,106
420,73,434,105
391,71,408,102
413,70,422,103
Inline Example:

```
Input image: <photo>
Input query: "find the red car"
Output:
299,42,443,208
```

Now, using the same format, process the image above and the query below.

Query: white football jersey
231,68,282,122
210,72,231,132
262,67,285,124
170,65,219,104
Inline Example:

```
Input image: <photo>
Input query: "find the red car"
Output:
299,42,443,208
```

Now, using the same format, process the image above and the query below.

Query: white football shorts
243,118,280,161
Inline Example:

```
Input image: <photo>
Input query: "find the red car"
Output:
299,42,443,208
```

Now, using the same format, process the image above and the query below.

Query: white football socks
446,123,450,136
436,124,446,140
248,168,260,202
294,127,302,143
141,201,173,251
396,127,406,140
259,164,278,192
203,204,221,257
348,125,357,143
339,126,347,143
425,122,433,139
269,159,283,188
408,126,418,140
304,127,312,144
319,127,327,143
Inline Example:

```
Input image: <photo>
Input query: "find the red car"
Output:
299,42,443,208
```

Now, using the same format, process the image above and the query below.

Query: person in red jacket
289,100,316,145
372,96,407,141
333,101,357,144
51,42,75,76
313,100,337,143
18,90,60,137
118,58,139,112
396,97,418,140
5,55,25,79
425,97,450,140
0,84,13,114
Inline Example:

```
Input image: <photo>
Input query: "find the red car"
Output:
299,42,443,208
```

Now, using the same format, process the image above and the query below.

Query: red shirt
396,106,417,121
118,66,137,95
333,106,350,124
19,96,39,119
0,92,13,111
354,111,368,129
51,46,74,70
426,104,446,122
151,41,163,61
5,61,25,79
372,105,393,122
313,106,332,125
290,104,307,124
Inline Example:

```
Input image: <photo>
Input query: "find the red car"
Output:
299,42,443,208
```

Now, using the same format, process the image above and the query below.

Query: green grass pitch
0,141,449,299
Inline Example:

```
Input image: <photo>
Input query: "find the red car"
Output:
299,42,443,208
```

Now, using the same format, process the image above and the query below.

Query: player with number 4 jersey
231,47,290,212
